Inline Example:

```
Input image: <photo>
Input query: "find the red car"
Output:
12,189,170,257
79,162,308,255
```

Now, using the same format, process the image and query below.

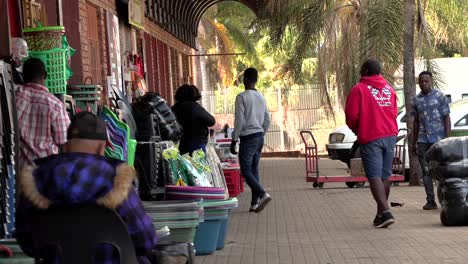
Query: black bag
132,93,183,141
439,178,468,226
426,137,468,163
429,160,468,181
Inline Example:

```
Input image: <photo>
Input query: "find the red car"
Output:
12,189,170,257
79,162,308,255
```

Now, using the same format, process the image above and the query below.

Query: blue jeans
239,135,266,206
417,143,435,202
360,136,397,179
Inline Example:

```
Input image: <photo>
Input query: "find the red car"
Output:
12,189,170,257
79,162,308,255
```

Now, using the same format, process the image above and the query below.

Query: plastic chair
31,204,138,264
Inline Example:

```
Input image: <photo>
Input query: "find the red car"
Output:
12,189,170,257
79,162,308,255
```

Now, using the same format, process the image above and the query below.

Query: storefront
0,0,245,261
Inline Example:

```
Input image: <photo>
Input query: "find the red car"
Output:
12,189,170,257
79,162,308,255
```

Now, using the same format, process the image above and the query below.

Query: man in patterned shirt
411,71,451,210
15,58,70,168
15,112,158,263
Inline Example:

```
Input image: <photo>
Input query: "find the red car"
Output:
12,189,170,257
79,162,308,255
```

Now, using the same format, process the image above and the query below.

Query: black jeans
417,143,435,202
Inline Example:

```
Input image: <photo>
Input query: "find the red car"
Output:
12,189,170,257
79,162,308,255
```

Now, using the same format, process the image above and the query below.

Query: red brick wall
63,0,195,104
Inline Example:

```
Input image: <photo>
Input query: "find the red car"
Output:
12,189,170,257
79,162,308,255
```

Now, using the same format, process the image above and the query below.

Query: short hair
174,84,201,102
419,71,433,78
360,59,381,76
244,68,258,84
23,58,47,83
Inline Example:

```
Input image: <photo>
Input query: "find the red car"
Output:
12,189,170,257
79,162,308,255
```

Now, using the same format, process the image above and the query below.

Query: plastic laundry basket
28,48,69,94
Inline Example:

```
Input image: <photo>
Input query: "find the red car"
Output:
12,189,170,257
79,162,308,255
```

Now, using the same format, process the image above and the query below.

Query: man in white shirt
230,68,272,213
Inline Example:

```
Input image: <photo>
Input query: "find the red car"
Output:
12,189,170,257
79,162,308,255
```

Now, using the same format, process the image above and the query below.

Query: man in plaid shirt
15,112,158,263
15,58,70,168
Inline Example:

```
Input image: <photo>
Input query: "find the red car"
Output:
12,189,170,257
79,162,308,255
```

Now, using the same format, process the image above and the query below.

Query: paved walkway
196,158,468,264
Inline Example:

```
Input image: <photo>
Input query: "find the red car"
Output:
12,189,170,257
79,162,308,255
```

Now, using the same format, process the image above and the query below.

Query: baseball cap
67,111,108,141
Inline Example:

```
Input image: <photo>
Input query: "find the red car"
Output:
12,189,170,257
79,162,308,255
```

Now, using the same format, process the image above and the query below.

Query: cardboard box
350,158,366,176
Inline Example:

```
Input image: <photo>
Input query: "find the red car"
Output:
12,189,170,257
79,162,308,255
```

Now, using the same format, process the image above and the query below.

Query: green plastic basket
28,48,69,94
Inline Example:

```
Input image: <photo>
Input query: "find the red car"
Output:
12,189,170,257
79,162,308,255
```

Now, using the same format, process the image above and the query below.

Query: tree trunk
403,0,421,185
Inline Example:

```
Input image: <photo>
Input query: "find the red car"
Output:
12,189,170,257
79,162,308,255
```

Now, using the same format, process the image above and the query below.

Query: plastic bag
179,155,211,187
181,151,212,187
429,160,468,181
190,149,212,173
439,178,468,226
426,137,468,163
427,137,468,180
162,148,188,186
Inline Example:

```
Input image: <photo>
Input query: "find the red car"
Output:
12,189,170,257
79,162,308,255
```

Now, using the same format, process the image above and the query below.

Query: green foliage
199,0,467,110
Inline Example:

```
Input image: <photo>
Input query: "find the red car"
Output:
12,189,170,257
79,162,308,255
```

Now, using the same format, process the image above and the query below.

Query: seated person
15,112,158,264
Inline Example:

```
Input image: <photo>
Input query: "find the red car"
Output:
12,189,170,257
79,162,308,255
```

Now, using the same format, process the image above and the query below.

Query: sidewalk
196,158,468,264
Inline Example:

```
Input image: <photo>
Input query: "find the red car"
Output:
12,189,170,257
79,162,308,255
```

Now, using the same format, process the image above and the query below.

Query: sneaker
373,215,382,226
255,193,272,213
249,204,258,212
423,201,438,210
374,212,395,228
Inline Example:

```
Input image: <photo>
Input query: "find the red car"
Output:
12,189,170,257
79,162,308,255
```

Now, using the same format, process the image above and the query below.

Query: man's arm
440,95,451,137
195,106,216,127
412,117,420,152
345,88,360,134
116,190,158,257
232,95,245,142
262,108,271,134
51,104,71,147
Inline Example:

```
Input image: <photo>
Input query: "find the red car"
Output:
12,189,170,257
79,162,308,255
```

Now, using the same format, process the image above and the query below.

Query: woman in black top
172,84,216,155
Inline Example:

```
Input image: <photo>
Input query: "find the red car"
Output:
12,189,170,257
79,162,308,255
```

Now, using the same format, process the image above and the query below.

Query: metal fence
203,85,337,153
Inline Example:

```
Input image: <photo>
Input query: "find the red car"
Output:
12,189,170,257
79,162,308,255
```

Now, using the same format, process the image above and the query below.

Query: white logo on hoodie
369,85,392,107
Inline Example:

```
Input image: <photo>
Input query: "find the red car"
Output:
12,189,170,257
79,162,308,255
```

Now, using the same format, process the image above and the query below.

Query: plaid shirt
15,83,70,167
15,153,158,264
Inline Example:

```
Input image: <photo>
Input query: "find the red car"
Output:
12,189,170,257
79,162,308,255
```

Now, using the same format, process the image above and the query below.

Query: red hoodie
345,75,398,144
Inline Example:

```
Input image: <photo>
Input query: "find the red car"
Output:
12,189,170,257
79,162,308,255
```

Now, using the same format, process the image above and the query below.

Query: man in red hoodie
345,59,398,228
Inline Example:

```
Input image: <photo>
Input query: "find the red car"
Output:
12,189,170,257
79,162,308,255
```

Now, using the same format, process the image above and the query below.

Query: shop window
22,0,47,28
455,115,468,127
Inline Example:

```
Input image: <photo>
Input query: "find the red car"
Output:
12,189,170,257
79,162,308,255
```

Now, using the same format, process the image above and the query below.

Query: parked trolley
300,129,407,188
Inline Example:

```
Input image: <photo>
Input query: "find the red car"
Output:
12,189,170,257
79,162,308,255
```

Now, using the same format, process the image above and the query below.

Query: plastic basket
23,26,65,51
67,84,102,95
28,48,69,94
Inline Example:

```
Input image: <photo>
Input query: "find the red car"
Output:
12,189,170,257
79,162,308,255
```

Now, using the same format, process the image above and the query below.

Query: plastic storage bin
194,215,227,255
195,198,238,253
216,210,232,250
223,169,242,197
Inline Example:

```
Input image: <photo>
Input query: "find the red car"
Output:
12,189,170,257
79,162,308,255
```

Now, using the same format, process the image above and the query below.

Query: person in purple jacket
15,112,158,264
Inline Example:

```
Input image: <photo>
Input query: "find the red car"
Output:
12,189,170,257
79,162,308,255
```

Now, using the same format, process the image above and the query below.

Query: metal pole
57,0,63,26
277,87,285,151
188,52,246,57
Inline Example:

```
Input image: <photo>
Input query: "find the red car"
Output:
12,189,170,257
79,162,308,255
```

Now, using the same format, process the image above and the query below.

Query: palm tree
197,2,258,91
261,0,466,183
260,0,405,108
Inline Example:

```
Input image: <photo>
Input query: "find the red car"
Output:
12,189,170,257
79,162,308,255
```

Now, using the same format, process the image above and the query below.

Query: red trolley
300,130,407,188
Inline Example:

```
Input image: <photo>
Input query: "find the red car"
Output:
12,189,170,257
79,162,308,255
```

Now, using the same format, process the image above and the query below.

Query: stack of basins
143,200,204,245
0,64,17,238
164,185,239,255
165,186,226,200
194,198,238,255
427,136,468,226
67,85,102,113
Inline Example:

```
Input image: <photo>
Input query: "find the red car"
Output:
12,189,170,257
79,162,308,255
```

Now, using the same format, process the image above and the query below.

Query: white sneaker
255,193,272,213
249,204,258,212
